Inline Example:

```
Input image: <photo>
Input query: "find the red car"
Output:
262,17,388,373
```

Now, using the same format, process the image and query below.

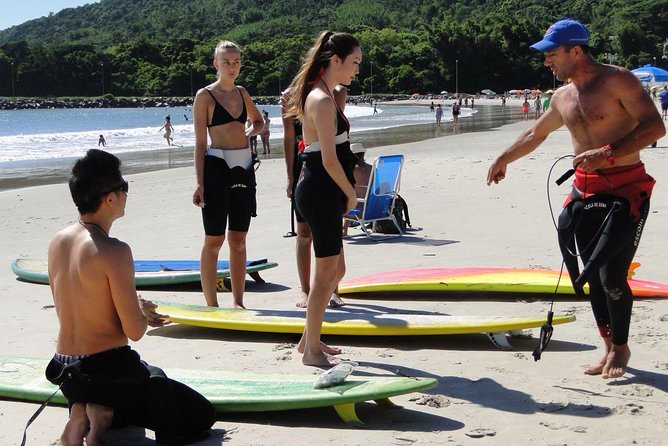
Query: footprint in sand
408,394,450,408
619,384,654,398
465,428,496,438
614,403,644,415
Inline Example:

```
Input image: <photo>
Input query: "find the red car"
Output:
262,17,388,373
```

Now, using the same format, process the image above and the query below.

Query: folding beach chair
345,154,405,239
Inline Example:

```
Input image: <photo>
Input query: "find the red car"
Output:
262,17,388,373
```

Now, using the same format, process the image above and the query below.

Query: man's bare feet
295,291,309,308
583,354,607,375
302,350,343,367
583,337,612,375
60,403,88,446
85,404,113,446
602,344,631,379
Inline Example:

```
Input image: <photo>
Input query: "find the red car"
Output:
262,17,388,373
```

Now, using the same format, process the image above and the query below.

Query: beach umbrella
411,93,420,97
531,89,542,94
631,65,668,83
440,90,448,95
508,89,522,94
481,89,496,95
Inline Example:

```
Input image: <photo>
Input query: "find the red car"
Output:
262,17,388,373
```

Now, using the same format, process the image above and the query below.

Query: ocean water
0,103,461,164
0,102,520,191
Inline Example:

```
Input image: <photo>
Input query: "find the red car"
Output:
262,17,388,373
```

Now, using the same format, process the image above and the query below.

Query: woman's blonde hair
214,40,241,60
284,31,359,120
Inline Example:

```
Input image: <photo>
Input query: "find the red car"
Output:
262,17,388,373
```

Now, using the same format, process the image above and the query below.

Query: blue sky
0,0,99,31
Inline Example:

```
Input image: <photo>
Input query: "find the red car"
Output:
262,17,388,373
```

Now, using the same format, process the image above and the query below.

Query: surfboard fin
487,332,513,350
333,402,364,425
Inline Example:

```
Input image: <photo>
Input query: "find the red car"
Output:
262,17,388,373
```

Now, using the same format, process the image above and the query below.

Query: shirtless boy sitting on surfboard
45,149,215,446
487,19,665,379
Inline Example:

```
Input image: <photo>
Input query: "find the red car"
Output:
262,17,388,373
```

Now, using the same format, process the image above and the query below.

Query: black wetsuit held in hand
295,107,356,258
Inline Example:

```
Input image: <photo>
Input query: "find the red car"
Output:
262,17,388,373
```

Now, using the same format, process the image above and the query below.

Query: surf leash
21,384,62,446
534,155,578,361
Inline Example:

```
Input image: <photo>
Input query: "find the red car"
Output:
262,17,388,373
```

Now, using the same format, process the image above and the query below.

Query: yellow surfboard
156,301,575,337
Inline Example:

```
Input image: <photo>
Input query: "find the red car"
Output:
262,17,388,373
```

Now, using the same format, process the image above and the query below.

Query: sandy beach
2,111,667,445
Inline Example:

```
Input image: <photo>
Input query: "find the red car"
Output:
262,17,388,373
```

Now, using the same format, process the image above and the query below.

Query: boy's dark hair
69,149,124,214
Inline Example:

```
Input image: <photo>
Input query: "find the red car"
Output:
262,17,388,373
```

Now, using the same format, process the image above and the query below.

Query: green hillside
0,0,665,97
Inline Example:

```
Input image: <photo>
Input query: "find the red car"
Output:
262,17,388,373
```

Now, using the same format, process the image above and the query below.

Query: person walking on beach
46,149,215,446
534,96,542,119
192,40,264,308
434,104,443,127
159,115,174,146
521,98,530,120
542,92,552,112
282,85,348,309
284,31,361,366
451,101,460,125
487,19,665,379
659,85,668,120
246,118,258,154
260,110,271,154
97,134,106,147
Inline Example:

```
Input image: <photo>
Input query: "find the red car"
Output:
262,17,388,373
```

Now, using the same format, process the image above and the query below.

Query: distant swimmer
159,115,174,146
98,134,106,147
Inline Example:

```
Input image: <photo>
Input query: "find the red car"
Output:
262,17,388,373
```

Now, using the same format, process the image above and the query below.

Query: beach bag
373,195,411,234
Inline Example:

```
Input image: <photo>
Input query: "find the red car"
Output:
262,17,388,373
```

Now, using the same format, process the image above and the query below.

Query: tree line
0,0,665,98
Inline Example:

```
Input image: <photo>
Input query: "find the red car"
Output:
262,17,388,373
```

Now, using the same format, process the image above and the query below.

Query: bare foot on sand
583,337,612,375
302,350,343,367
296,291,309,308
85,404,114,446
297,339,342,355
602,344,631,379
583,354,608,375
60,403,88,446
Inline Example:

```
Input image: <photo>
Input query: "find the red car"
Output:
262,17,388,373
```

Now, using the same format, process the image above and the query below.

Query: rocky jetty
0,94,412,110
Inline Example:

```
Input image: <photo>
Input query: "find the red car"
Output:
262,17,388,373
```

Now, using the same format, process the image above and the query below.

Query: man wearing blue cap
487,19,665,379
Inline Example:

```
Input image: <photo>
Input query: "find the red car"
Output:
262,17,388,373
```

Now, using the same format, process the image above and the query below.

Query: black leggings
112,372,215,445
570,199,650,345
47,347,215,445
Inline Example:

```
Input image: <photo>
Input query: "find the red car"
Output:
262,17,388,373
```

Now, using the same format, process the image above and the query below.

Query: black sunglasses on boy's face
101,180,129,196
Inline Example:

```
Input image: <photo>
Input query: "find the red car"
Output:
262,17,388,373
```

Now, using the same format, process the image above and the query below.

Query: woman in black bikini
192,40,263,308
285,31,361,367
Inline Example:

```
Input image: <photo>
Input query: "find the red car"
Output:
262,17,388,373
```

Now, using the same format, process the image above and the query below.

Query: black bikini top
334,106,349,138
206,87,247,127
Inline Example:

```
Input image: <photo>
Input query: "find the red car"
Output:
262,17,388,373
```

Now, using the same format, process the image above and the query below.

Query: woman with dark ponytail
284,31,361,366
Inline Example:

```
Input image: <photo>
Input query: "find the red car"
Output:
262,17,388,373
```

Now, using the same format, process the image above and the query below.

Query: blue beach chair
345,154,405,239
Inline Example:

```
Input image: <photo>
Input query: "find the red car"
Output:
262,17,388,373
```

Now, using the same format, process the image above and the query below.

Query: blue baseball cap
530,19,590,52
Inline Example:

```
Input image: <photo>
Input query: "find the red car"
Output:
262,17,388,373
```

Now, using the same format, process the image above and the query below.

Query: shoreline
0,101,525,191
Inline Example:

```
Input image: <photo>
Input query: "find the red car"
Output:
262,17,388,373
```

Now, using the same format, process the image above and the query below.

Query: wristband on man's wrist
600,144,615,166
